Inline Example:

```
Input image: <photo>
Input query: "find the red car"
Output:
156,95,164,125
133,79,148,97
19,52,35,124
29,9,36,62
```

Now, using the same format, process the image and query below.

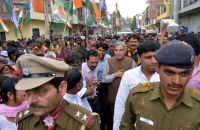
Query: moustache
30,103,45,108
167,84,183,88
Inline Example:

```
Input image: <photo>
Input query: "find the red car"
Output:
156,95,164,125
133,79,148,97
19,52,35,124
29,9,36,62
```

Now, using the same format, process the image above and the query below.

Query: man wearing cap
107,39,117,57
0,51,8,59
16,54,100,130
120,40,200,130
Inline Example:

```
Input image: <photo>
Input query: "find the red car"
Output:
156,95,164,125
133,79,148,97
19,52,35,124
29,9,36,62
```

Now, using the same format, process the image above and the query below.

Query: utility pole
43,0,50,39
174,0,179,22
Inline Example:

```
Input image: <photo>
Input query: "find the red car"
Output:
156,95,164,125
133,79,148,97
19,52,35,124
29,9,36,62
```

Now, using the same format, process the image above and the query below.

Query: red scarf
41,101,64,130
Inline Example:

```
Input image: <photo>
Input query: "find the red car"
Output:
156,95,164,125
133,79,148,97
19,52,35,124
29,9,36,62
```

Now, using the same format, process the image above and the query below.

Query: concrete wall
179,11,200,33
29,20,46,36
50,23,69,36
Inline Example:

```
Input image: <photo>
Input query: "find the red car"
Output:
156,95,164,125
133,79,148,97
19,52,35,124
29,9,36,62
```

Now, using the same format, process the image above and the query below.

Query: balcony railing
156,1,171,21
179,0,200,8
143,19,156,27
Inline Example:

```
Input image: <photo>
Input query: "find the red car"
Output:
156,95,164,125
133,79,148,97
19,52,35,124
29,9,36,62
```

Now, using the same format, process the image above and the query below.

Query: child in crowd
0,77,29,130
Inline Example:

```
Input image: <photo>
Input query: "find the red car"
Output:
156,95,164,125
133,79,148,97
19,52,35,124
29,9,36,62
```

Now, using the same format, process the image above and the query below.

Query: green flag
25,0,33,25
87,10,94,27
84,0,94,12
3,0,18,37
64,0,73,16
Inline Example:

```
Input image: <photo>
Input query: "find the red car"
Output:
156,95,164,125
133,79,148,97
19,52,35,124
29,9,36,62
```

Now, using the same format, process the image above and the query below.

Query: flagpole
85,7,88,45
85,7,88,41
18,26,29,53
98,1,101,38
43,0,50,39
63,0,73,39
18,27,23,41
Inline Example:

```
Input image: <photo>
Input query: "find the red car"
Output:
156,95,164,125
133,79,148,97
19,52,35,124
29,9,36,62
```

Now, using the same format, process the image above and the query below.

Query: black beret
155,40,195,69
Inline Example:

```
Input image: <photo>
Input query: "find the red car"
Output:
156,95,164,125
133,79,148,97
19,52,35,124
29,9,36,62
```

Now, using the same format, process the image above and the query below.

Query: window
32,28,40,38
0,32,6,40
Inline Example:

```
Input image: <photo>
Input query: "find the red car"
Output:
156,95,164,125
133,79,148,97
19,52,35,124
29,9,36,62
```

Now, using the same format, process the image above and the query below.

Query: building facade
156,0,200,33
0,0,103,40
142,0,164,31
178,0,200,32
0,0,52,40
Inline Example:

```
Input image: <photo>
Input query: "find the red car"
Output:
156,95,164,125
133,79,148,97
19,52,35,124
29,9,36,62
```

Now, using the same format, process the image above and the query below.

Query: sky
105,0,147,18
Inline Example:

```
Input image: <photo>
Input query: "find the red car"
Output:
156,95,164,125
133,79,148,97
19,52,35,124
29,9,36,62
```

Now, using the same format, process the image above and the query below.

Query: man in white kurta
113,66,160,129
113,40,161,129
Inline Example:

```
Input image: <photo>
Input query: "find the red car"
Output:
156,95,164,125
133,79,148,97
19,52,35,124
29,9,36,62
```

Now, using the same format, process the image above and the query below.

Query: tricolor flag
73,0,83,9
101,0,110,26
52,6,72,28
92,0,101,19
0,17,9,33
116,3,121,27
64,0,83,16
25,0,43,25
85,0,94,12
18,7,24,30
64,0,73,16
84,0,100,26
86,10,95,27
3,0,19,37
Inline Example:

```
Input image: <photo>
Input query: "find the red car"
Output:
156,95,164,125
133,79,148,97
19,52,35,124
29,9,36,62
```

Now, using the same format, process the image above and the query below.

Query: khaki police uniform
15,54,101,130
120,82,200,130
17,100,100,130
120,40,199,130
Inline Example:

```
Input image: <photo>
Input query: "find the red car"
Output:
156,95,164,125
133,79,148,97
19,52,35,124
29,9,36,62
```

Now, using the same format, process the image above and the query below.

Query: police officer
120,40,200,130
15,54,100,130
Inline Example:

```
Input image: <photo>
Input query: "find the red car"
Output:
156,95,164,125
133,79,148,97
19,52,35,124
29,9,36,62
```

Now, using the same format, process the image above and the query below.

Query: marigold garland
192,89,198,95
136,61,141,66
127,47,131,58
142,82,150,91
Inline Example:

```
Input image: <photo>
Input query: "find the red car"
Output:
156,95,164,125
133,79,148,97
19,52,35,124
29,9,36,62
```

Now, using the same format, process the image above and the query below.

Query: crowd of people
0,22,199,130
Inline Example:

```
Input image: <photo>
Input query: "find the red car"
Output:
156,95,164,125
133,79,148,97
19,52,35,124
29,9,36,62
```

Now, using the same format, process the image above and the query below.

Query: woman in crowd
0,77,29,130
80,40,87,49
0,64,20,78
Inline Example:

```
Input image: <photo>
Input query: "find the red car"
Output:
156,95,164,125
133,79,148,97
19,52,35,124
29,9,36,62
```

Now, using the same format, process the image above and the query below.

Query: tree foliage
110,11,122,32
130,16,137,31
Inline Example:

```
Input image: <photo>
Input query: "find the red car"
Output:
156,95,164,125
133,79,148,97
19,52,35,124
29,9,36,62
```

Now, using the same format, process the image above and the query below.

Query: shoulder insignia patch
16,108,33,123
131,82,159,95
64,101,100,129
191,88,200,102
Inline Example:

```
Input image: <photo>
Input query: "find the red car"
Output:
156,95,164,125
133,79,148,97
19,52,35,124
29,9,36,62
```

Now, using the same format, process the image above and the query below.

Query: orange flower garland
127,47,132,58
136,61,141,66
142,82,150,91
192,89,198,95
